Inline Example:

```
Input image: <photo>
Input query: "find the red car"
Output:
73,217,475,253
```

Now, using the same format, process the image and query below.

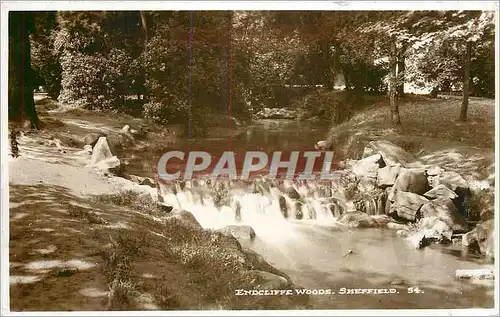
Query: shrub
295,90,358,124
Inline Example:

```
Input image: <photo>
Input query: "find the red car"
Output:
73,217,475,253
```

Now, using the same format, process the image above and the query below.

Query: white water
159,179,343,245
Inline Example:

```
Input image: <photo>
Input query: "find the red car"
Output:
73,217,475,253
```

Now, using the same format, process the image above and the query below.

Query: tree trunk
459,41,472,122
342,67,351,91
8,11,39,129
389,39,401,126
322,40,334,90
139,11,149,103
396,49,406,97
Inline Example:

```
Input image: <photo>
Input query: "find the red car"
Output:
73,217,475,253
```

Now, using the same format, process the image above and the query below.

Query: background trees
9,10,495,132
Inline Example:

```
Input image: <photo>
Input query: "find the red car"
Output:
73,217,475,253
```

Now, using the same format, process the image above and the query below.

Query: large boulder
89,137,113,165
476,220,494,259
377,164,401,187
423,184,458,200
389,191,429,222
351,154,383,179
337,212,378,228
422,198,467,232
364,140,416,167
407,217,453,249
389,168,429,201
89,137,121,172
439,171,469,191
216,225,256,245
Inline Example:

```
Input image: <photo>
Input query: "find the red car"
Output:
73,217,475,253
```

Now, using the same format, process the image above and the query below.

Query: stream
124,119,494,309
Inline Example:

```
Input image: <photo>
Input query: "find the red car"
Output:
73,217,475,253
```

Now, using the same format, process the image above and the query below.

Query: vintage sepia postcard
1,1,498,316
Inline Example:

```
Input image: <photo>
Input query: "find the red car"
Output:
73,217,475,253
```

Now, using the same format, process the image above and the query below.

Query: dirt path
8,129,158,311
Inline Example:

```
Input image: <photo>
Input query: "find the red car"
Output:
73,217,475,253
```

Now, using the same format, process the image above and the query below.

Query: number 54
407,287,423,294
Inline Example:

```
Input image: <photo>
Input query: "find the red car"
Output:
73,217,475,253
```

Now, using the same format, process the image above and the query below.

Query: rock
351,154,382,182
158,203,174,213
142,177,156,187
84,144,93,155
389,191,429,222
251,270,289,290
167,210,202,229
420,202,438,218
461,230,477,247
456,269,494,280
337,212,378,228
89,137,114,166
371,215,392,226
314,140,331,151
120,124,131,133
423,184,458,200
84,132,106,148
439,171,468,191
365,140,416,167
426,166,443,177
128,175,156,187
386,222,409,231
377,164,401,187
421,217,453,241
432,198,468,232
389,168,429,201
396,229,409,236
475,220,494,259
93,156,121,172
407,218,452,249
407,231,427,249
217,225,256,245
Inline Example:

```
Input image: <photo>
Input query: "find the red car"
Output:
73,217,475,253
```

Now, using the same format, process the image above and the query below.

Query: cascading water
157,177,350,243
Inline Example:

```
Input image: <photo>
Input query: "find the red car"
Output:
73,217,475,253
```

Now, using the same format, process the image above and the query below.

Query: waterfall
157,178,348,241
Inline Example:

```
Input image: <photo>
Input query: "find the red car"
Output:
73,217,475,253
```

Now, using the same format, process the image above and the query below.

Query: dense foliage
10,10,496,130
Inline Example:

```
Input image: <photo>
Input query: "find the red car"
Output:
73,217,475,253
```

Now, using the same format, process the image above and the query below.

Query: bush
294,90,359,124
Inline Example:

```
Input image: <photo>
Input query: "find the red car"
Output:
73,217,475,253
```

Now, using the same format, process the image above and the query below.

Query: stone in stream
389,191,429,222
426,166,443,177
475,219,495,259
278,195,288,218
377,164,401,187
389,168,429,202
432,198,468,233
337,212,378,228
295,202,304,220
351,154,384,179
438,171,469,191
217,225,256,245
423,184,458,200
461,230,477,247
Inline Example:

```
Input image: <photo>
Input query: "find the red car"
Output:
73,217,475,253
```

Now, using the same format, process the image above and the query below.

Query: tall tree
9,11,40,128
